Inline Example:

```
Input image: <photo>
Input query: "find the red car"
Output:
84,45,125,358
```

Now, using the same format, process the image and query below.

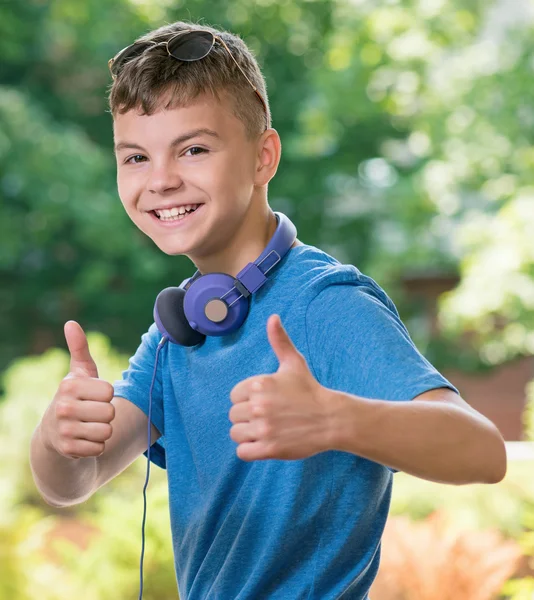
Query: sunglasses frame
108,29,268,129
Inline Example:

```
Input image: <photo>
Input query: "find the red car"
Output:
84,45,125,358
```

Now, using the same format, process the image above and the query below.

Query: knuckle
261,396,273,409
55,399,73,419
253,397,271,416
58,421,75,439
259,421,272,438
251,401,265,417
60,439,76,457
251,378,265,393
60,378,77,396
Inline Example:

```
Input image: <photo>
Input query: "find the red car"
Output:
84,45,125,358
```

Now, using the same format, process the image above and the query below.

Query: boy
30,20,507,600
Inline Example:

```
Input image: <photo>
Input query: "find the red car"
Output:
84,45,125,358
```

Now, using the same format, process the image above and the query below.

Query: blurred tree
1,0,533,391
0,86,173,386
0,335,174,599
303,0,534,370
0,0,337,390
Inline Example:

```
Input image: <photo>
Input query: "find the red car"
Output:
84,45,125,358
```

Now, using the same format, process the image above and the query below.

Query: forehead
113,91,244,143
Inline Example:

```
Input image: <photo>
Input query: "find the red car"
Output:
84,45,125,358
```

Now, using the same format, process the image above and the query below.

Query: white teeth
155,204,199,219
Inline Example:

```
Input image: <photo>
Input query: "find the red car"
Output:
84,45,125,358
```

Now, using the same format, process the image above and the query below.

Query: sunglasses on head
108,29,268,129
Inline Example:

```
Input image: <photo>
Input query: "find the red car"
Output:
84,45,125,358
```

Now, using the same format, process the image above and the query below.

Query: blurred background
1,0,534,598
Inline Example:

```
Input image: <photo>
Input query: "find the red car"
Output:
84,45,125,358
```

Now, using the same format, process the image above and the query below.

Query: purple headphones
153,212,297,346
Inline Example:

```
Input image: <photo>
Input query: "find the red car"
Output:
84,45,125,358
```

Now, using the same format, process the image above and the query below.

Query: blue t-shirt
113,243,459,600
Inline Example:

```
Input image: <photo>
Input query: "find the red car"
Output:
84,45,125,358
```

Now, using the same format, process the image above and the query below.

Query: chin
152,238,188,256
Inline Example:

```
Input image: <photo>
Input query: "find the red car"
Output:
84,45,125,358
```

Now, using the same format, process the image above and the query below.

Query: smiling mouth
148,203,206,227
151,204,202,221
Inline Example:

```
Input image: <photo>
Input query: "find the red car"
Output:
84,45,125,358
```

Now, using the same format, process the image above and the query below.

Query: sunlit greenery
1,0,533,383
0,334,533,598
0,333,173,599
2,0,534,597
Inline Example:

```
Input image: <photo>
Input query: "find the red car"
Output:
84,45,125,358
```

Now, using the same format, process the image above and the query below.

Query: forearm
30,423,98,507
327,390,507,485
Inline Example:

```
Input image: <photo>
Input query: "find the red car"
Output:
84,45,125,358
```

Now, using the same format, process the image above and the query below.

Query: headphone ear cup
154,287,205,347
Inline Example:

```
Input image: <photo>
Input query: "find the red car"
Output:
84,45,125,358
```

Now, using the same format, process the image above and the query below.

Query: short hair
107,20,272,141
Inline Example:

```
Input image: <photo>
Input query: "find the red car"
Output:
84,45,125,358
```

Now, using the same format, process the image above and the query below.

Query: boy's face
113,91,275,259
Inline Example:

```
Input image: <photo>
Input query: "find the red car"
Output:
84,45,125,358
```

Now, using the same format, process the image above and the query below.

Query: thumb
64,320,99,379
267,314,303,370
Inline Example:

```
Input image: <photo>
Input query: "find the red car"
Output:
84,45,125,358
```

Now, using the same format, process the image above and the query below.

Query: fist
229,314,334,462
41,321,115,459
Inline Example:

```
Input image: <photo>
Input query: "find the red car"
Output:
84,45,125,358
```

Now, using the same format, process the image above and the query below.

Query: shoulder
306,279,394,315
283,244,391,303
123,321,168,367
278,243,399,324
137,321,166,351
296,250,397,317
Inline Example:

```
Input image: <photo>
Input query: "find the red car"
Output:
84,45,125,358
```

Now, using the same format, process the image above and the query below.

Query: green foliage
502,578,534,600
501,500,534,599
4,0,534,383
391,462,534,539
0,329,133,510
0,482,174,600
1,0,534,571
514,364,534,600
52,483,175,600
392,465,534,598
0,517,31,600
2,5,533,597
0,84,178,394
0,323,532,598
0,330,174,599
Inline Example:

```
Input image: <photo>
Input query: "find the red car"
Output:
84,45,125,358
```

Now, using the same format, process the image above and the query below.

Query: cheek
212,158,252,194
116,171,127,199
116,172,137,210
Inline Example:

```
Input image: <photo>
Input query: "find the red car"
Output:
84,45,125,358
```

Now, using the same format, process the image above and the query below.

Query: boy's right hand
40,321,115,459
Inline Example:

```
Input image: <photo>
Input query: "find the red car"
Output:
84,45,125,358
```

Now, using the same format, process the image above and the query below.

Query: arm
229,287,506,479
303,282,506,484
326,386,507,485
30,396,161,507
30,422,98,507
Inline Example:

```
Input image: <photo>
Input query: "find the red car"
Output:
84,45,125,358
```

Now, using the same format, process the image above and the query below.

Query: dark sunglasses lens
112,42,151,76
168,31,214,61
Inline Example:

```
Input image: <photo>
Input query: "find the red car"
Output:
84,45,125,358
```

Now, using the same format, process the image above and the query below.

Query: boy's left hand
229,314,335,461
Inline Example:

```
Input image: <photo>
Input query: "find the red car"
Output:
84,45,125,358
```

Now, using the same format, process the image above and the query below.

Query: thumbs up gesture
65,320,100,379
229,314,335,461
40,321,115,459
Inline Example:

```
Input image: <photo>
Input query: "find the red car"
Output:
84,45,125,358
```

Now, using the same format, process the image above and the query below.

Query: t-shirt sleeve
112,322,167,469
305,282,460,473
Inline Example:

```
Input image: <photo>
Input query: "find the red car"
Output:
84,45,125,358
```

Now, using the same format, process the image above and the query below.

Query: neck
189,201,301,278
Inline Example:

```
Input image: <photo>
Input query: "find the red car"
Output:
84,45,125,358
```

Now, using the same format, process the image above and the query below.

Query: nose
147,160,184,195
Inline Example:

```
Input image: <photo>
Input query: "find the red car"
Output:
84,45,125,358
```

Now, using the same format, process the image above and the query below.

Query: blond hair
106,20,272,140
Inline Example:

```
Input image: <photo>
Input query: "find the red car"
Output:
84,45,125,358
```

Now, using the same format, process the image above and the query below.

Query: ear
254,128,281,187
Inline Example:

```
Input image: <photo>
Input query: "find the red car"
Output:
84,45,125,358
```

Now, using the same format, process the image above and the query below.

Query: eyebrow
113,127,221,154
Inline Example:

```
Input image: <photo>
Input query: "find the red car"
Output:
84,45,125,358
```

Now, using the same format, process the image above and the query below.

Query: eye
124,154,146,165
123,147,207,164
185,146,207,157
